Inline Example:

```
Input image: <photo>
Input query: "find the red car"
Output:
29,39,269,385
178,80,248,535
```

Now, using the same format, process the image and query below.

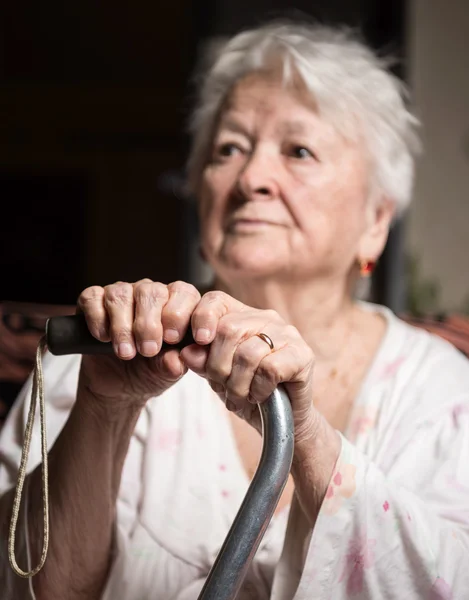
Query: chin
216,239,286,278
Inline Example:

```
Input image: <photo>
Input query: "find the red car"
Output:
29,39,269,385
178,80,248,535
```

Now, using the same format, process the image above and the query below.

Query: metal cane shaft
46,315,295,599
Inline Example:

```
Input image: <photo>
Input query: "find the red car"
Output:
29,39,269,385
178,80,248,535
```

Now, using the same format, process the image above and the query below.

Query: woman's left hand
180,290,317,440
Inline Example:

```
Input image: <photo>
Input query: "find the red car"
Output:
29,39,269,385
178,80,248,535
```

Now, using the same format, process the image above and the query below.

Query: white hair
187,20,421,215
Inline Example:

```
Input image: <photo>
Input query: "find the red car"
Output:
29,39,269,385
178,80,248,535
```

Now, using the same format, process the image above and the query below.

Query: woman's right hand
76,279,201,412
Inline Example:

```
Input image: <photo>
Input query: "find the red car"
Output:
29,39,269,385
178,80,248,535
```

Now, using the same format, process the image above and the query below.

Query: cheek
286,162,369,253
200,166,236,212
198,169,230,245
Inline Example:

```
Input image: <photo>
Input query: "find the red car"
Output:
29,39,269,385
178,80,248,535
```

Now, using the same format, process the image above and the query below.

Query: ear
357,197,396,262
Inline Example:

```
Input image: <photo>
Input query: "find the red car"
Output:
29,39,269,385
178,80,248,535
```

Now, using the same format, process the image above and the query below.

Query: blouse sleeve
274,400,469,599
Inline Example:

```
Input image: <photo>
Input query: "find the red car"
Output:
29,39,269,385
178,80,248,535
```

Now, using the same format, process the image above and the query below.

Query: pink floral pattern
445,475,469,494
451,404,469,428
347,406,378,443
377,355,407,380
338,533,376,595
428,577,453,600
3,309,469,598
196,421,207,439
154,429,181,452
324,463,357,516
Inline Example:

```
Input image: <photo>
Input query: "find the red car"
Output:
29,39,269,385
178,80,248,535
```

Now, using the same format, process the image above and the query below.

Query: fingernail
139,341,158,356
176,358,187,377
118,343,134,357
226,400,236,412
164,329,179,343
195,328,211,343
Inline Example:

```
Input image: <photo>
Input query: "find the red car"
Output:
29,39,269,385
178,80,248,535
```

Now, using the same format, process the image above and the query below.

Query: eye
216,143,243,158
290,145,315,160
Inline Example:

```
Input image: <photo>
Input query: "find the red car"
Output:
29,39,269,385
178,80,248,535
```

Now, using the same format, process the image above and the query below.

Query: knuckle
150,281,169,299
110,325,133,342
235,345,255,368
286,324,300,338
79,286,104,306
203,290,226,305
265,308,281,322
165,307,186,322
133,316,160,336
106,282,133,305
207,363,231,383
195,306,217,322
258,358,281,384
169,281,200,298
133,283,151,303
218,316,242,339
168,280,186,291
224,378,238,395
304,345,315,364
225,388,245,404
209,380,224,394
134,282,167,305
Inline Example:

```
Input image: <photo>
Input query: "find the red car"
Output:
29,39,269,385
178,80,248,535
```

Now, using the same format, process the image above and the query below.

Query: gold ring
256,332,274,351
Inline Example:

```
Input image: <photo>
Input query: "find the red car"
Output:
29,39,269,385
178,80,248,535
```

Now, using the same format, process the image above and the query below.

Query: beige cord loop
8,336,49,578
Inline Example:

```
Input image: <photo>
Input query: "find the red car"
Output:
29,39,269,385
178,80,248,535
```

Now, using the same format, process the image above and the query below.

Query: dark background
1,0,406,305
0,0,407,415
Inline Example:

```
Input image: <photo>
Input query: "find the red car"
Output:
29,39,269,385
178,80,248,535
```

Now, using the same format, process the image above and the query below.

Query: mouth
227,218,286,232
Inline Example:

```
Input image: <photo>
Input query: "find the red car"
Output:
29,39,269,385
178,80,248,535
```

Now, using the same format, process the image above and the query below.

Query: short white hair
187,20,421,215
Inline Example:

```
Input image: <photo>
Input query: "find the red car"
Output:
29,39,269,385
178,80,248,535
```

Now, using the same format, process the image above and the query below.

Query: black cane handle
46,314,195,356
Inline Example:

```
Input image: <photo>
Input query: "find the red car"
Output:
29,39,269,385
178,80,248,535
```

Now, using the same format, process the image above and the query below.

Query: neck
214,274,358,363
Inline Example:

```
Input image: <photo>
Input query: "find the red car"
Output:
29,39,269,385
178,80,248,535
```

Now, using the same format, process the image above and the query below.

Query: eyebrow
280,120,311,135
217,118,250,136
218,117,312,136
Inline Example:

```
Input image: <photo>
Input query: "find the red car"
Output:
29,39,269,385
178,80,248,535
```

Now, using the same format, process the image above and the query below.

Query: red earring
359,259,376,277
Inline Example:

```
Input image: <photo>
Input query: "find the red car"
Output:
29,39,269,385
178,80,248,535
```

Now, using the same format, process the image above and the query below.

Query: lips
227,218,287,231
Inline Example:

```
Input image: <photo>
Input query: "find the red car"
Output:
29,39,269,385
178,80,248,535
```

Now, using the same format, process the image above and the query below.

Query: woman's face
198,74,390,286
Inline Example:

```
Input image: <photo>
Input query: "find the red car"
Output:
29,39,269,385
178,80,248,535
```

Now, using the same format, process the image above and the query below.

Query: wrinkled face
198,74,387,286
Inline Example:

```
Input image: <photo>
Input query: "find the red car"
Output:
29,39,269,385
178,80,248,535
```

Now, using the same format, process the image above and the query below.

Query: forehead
224,73,316,118
218,73,342,144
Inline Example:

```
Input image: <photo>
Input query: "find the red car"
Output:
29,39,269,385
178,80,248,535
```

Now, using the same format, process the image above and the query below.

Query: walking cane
46,315,295,600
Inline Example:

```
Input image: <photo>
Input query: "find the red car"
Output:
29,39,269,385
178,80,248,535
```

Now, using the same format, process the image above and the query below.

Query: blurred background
1,0,468,421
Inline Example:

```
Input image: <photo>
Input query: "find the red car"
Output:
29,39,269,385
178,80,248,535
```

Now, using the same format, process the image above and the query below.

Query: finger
104,281,137,359
191,290,245,345
249,342,314,406
162,281,201,344
157,349,188,382
77,286,110,342
180,344,209,376
224,333,275,408
208,379,225,395
133,281,169,357
228,401,260,432
205,310,278,387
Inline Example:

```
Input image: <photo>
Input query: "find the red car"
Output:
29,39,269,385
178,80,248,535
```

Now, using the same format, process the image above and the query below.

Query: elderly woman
1,21,468,600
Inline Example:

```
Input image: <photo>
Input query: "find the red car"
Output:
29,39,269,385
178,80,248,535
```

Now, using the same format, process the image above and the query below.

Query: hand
180,290,317,438
76,280,201,412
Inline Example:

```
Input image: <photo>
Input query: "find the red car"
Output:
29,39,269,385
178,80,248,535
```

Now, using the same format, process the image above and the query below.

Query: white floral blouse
1,303,469,599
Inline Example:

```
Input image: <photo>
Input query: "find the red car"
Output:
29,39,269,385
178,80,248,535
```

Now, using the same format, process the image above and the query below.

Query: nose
236,149,280,201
